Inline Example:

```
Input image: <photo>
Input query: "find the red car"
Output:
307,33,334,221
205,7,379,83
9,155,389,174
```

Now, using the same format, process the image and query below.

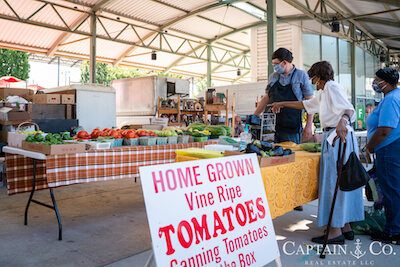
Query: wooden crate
32,104,75,120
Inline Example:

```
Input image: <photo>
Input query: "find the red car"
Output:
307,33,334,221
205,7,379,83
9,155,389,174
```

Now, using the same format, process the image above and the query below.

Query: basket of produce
167,136,178,144
157,137,168,145
139,137,157,146
123,138,139,146
7,121,44,148
194,136,208,142
113,137,123,147
177,135,189,144
88,141,111,150
100,137,115,148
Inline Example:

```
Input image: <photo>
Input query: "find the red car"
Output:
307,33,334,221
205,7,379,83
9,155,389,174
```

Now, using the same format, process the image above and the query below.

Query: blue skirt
317,129,364,228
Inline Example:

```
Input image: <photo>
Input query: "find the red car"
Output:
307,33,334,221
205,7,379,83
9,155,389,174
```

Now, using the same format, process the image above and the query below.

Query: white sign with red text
139,153,279,267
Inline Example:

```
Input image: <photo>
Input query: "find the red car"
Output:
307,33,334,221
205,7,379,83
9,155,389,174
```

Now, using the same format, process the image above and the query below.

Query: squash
221,125,232,136
204,125,227,137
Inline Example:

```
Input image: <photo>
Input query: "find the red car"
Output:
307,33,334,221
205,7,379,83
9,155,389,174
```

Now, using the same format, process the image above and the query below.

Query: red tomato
115,134,123,139
138,131,149,137
77,131,89,139
125,131,136,139
91,131,100,138
121,130,129,137
109,130,119,137
100,131,108,137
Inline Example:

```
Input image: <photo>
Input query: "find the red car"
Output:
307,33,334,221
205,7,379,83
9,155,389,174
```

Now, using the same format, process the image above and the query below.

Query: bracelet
343,113,351,122
340,117,349,124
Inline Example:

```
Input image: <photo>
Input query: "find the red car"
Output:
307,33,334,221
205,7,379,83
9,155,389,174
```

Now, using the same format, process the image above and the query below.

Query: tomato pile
74,128,163,140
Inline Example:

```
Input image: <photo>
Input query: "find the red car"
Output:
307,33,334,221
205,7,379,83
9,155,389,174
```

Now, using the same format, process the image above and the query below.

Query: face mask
273,62,285,74
372,80,386,93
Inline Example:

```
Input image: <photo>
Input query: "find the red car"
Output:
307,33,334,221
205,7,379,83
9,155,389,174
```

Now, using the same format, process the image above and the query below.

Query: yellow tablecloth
175,149,321,219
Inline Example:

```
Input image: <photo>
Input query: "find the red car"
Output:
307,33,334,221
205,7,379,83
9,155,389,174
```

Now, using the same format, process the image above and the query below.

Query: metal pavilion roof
0,0,399,84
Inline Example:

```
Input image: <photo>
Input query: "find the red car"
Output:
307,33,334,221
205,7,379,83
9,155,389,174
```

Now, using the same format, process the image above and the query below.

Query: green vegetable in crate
34,133,43,142
45,134,53,141
53,134,61,141
187,122,206,131
192,131,206,137
221,125,232,136
25,135,35,142
62,133,71,140
204,125,227,137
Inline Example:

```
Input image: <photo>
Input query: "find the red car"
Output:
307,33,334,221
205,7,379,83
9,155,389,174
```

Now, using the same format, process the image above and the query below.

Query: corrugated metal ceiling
0,0,398,84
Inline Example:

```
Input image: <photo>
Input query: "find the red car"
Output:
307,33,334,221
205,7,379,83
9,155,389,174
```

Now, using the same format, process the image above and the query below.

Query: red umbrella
0,76,26,87
0,76,22,83
28,84,44,91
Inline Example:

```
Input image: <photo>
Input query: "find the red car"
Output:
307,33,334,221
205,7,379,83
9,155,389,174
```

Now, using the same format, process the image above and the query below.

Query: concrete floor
1,175,399,267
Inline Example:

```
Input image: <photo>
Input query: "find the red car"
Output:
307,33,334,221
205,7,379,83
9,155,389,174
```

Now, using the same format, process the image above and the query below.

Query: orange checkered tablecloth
5,141,217,195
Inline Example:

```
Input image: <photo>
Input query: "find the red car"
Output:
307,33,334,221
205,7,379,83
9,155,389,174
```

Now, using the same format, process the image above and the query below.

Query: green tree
192,78,213,97
0,49,30,80
80,62,182,86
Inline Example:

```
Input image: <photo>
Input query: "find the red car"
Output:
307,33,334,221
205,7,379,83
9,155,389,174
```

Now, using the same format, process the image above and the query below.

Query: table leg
49,188,62,240
24,158,63,240
24,159,37,226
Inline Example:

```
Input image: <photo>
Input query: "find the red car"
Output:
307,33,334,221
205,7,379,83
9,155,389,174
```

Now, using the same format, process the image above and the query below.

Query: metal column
267,0,277,77
207,43,212,87
350,25,357,113
89,13,97,84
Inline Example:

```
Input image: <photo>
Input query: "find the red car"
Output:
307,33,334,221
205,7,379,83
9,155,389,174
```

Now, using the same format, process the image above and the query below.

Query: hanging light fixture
237,69,241,76
331,17,340,33
151,51,157,60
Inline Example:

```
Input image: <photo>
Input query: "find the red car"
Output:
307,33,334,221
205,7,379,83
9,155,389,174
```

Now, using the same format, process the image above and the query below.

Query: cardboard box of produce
224,150,295,167
0,107,32,125
0,88,34,99
61,94,75,104
0,102,32,112
22,141,86,155
31,94,61,104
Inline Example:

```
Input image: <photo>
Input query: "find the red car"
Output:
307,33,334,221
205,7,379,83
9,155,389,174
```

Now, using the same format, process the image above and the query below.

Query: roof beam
324,0,386,48
231,70,250,83
58,0,208,42
383,4,400,22
46,0,116,57
359,34,400,42
331,8,400,22
354,0,400,7
284,0,388,56
159,0,248,30
149,0,236,30
113,0,249,66
0,12,249,70
200,50,250,79
163,45,205,73
355,17,400,28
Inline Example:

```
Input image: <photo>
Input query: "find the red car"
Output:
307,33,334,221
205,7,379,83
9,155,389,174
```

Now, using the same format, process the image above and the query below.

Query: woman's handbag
339,132,369,191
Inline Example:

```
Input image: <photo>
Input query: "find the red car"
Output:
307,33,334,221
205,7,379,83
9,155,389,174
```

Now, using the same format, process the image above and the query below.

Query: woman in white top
268,61,364,244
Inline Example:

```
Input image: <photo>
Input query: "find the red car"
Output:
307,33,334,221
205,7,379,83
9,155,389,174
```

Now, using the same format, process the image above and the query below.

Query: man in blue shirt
254,48,314,144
